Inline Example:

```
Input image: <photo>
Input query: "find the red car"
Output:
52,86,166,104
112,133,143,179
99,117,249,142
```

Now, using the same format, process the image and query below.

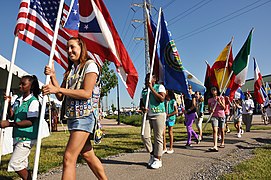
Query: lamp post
117,81,120,125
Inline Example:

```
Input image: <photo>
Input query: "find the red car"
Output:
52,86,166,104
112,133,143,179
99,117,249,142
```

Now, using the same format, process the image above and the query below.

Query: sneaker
226,129,231,133
185,144,192,149
218,135,222,141
167,149,174,154
150,158,162,169
162,149,167,154
240,129,244,134
147,155,154,166
196,137,201,144
237,133,241,138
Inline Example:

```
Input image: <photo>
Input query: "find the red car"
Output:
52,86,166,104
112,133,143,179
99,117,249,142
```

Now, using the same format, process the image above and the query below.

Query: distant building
241,74,271,93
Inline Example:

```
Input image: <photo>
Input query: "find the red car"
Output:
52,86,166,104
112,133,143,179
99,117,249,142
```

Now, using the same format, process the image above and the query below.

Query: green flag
232,29,253,86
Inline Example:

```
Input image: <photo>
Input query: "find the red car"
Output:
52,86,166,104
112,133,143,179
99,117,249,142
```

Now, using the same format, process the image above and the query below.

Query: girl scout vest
142,84,165,114
13,96,39,141
64,60,100,119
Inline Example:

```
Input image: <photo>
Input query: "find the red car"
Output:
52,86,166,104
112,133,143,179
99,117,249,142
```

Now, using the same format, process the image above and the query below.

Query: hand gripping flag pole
141,8,162,136
32,0,65,179
0,35,19,163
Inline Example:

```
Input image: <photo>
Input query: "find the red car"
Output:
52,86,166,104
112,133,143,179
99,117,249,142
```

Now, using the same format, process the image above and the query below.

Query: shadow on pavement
253,137,271,144
101,159,146,167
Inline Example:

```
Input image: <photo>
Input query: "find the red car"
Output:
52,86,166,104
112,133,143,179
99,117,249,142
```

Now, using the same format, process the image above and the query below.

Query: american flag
63,0,138,98
15,0,71,69
15,0,138,98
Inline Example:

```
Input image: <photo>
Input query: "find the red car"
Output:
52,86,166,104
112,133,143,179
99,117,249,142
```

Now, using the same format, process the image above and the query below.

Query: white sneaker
150,158,162,169
162,149,167,154
218,135,222,141
148,155,154,166
167,149,174,154
240,129,244,134
237,133,241,138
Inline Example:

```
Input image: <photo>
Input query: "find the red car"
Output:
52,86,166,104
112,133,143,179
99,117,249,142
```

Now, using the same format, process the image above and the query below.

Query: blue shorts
211,116,225,128
166,120,175,127
67,113,96,133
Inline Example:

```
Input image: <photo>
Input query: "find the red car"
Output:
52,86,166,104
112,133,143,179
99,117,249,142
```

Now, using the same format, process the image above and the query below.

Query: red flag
204,62,217,103
15,0,138,98
76,0,138,98
211,41,233,91
254,58,265,104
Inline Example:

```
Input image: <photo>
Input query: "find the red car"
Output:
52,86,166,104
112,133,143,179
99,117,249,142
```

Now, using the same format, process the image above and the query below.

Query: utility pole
132,0,151,74
143,0,151,74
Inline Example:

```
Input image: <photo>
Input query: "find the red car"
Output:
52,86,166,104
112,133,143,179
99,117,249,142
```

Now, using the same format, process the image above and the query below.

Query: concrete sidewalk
39,115,271,180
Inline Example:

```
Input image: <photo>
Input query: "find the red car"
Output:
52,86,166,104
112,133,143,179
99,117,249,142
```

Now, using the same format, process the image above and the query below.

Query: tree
100,60,118,99
111,104,116,112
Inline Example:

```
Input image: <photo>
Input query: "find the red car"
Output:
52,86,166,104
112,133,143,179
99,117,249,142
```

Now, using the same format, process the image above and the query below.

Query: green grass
220,145,271,180
1,115,270,179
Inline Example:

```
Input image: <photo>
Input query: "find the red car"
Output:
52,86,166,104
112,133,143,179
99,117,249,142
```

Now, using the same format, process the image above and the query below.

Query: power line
121,0,135,37
162,0,177,10
168,0,213,25
174,0,271,42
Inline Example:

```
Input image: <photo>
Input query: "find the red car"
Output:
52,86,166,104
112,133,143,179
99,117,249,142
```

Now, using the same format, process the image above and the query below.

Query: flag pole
219,37,234,92
203,70,234,131
32,0,65,179
0,35,19,163
141,8,162,135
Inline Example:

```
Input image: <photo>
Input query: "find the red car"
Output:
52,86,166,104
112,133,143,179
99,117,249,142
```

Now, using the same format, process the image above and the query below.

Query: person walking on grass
140,73,166,169
207,87,225,152
42,37,107,180
183,85,200,148
163,90,178,154
0,75,40,180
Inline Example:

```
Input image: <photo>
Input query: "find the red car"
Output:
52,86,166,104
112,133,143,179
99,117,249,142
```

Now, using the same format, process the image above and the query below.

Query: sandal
208,147,219,152
219,145,225,148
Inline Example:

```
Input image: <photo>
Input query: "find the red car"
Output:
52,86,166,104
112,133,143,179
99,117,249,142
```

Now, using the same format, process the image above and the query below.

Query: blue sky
0,0,270,109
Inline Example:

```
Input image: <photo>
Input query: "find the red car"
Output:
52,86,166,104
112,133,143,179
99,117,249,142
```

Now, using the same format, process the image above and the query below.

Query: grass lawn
0,115,270,179
221,145,271,180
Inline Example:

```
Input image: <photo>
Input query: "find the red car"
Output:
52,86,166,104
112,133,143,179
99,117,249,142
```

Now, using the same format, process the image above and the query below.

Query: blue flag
149,12,190,98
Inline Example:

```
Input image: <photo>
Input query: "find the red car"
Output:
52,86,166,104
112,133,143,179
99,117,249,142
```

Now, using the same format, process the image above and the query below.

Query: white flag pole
32,0,65,179
203,71,234,131
141,8,162,136
0,35,19,163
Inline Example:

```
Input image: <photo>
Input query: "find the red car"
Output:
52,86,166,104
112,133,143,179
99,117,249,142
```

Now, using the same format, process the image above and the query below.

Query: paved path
39,115,271,180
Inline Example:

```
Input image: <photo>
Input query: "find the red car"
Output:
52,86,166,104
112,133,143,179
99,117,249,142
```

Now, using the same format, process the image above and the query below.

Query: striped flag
77,0,138,98
15,0,70,69
229,29,253,101
212,40,233,91
15,0,138,98
254,58,266,104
